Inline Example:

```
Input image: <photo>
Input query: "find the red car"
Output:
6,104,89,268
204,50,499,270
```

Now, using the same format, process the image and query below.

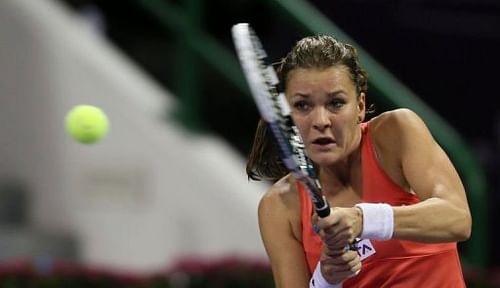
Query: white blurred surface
0,0,267,272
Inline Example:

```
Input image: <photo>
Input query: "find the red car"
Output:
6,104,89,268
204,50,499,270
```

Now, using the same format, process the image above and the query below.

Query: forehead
285,66,355,93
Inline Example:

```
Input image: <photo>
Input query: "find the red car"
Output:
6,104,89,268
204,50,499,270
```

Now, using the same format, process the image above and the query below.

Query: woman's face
285,66,365,166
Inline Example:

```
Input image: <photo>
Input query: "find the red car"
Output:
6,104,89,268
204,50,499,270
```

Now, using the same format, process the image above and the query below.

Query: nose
312,107,331,131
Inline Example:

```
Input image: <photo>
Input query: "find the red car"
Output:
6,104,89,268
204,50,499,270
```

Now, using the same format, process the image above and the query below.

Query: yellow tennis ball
65,105,109,144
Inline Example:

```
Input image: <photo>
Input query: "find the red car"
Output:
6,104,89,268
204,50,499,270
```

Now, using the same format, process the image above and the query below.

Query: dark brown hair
246,35,368,182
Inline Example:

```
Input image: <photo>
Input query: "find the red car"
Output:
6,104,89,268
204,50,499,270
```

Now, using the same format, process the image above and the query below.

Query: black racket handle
315,196,358,251
315,196,331,218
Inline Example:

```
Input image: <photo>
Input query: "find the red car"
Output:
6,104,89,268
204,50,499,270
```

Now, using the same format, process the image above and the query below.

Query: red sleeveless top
299,123,465,287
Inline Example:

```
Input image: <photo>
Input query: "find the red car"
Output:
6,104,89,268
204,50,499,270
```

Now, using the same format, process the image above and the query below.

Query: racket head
231,23,330,218
231,23,277,123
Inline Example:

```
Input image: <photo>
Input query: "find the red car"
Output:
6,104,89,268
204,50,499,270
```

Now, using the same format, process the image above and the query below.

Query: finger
323,238,356,255
334,269,359,279
312,212,319,224
347,253,361,269
321,226,346,242
323,244,354,257
324,245,351,257
321,263,357,285
323,248,344,258
322,263,360,280
322,250,359,265
348,261,362,278
313,223,321,235
318,225,347,240
321,228,351,247
323,219,358,239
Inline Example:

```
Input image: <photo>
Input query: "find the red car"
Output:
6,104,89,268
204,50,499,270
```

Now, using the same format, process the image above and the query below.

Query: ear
357,92,366,123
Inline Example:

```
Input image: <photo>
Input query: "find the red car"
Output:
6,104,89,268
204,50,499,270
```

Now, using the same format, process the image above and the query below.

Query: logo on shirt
354,238,376,261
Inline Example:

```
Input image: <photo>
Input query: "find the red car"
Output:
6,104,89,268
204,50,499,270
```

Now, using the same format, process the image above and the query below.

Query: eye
327,99,346,111
293,100,312,112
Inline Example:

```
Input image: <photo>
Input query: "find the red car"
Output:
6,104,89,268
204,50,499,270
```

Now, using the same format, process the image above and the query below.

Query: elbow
456,226,471,242
455,211,472,242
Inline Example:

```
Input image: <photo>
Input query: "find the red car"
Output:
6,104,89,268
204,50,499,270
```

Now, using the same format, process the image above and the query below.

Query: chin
310,154,340,166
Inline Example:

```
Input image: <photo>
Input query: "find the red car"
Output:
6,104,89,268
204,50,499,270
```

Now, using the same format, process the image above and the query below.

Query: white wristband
310,261,342,288
355,203,394,240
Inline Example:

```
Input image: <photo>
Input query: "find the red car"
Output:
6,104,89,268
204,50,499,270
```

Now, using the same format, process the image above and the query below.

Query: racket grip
314,199,358,256
315,197,358,255
315,196,331,218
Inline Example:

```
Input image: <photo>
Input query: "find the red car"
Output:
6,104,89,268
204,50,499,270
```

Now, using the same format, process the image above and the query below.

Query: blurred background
0,0,498,287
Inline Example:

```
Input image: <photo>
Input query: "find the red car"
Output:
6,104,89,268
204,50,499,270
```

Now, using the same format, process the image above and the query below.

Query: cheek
332,114,349,127
332,116,356,140
291,114,309,134
337,110,359,126
296,121,310,139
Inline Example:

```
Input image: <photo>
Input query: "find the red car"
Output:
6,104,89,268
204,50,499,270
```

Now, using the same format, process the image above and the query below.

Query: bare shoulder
259,174,300,216
257,175,311,286
365,109,432,190
258,174,302,241
369,108,424,132
368,108,430,147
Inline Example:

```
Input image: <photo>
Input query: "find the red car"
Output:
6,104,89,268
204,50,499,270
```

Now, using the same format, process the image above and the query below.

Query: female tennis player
246,35,471,287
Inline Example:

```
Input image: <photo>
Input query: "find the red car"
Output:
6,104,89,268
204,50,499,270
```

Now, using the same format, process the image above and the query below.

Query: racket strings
260,55,327,208
232,23,328,216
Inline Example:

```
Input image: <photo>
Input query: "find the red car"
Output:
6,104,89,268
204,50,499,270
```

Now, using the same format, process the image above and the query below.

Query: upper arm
258,178,311,288
385,109,469,210
395,109,467,204
369,109,471,242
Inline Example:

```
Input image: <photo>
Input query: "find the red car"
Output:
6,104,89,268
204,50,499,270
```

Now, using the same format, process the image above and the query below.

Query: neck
318,126,363,195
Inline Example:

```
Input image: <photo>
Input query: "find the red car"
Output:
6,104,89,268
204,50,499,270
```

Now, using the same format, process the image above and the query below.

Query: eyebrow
292,92,310,98
292,90,346,98
327,90,347,97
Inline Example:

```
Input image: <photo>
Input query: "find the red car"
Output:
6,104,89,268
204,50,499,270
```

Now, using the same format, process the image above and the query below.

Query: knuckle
342,253,352,262
347,251,358,260
348,228,354,236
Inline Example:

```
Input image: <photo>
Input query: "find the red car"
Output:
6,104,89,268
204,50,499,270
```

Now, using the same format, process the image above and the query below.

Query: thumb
316,208,339,232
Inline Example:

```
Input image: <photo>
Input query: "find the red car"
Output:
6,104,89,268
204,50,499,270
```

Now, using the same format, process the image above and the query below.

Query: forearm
392,197,471,243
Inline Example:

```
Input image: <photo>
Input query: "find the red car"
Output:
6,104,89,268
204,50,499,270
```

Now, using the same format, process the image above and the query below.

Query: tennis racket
231,23,330,218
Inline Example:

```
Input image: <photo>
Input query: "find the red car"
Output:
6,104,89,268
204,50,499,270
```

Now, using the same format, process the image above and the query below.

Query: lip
310,136,337,151
311,142,337,150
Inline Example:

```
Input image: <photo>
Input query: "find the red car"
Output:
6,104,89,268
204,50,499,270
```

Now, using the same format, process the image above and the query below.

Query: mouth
312,137,336,146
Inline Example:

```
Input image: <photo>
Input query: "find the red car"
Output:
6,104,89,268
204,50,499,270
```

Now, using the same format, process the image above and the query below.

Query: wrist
310,262,342,288
354,206,363,237
354,203,394,240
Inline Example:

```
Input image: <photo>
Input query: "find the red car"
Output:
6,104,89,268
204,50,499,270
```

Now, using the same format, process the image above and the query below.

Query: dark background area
59,0,499,267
